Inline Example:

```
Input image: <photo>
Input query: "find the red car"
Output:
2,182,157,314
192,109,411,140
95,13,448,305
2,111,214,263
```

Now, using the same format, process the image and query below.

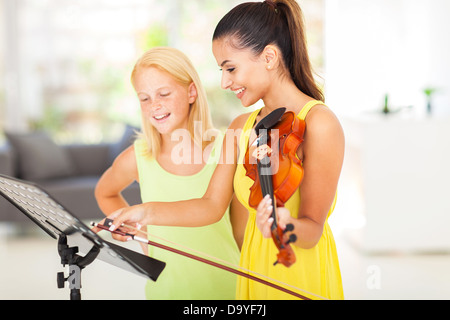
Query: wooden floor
1,221,450,300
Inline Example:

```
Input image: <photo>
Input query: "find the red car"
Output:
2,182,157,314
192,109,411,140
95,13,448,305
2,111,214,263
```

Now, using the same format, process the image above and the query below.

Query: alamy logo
366,265,381,290
68,265,81,289
169,122,281,174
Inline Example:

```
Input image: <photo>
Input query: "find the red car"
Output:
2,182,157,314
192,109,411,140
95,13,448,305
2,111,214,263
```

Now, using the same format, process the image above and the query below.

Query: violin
243,107,306,267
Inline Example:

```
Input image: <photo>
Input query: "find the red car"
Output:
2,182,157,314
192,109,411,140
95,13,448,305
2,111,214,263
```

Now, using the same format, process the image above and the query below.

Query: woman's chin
240,97,258,108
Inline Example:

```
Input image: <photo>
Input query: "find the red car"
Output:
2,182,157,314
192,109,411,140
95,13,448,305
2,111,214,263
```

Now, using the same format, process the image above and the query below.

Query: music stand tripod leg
56,234,100,300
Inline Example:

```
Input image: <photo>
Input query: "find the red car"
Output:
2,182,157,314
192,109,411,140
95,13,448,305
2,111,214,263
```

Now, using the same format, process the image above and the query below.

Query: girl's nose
150,100,162,111
141,100,161,116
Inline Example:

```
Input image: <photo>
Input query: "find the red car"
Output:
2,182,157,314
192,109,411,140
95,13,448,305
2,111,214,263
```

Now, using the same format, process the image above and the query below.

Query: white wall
324,0,450,117
325,1,450,252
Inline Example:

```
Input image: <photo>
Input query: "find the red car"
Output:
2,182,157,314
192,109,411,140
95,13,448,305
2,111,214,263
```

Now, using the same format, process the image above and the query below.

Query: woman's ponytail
275,0,324,102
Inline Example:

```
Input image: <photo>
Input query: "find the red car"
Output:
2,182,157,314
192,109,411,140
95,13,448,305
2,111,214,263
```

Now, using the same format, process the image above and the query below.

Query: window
1,0,324,144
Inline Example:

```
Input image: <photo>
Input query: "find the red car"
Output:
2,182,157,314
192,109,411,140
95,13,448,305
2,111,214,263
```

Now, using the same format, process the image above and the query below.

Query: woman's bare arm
102,113,251,235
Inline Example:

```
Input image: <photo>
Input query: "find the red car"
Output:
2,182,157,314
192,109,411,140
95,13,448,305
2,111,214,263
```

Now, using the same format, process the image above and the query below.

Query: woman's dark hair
213,0,324,102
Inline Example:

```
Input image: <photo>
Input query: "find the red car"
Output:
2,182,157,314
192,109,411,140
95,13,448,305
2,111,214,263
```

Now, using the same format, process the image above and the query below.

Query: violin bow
91,219,326,300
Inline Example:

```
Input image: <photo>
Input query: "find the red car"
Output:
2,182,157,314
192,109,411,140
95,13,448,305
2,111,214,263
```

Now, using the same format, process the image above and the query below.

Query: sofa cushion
109,125,139,164
0,144,16,176
64,144,111,176
38,176,142,220
5,131,76,180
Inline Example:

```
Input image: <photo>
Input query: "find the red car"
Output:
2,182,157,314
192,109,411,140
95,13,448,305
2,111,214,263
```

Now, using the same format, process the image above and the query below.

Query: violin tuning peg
286,234,297,245
284,223,294,233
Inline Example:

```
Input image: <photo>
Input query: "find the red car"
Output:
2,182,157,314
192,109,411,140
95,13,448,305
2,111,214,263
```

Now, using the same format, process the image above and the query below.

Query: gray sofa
0,128,141,224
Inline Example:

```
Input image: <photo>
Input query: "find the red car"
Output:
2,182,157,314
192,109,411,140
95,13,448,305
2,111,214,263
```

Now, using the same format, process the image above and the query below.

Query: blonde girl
95,47,241,300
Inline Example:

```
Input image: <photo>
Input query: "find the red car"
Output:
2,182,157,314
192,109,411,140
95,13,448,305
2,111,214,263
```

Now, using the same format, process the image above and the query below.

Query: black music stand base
56,234,100,300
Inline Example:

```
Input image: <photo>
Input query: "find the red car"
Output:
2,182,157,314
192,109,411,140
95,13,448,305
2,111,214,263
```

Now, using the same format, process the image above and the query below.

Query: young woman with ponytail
98,0,345,300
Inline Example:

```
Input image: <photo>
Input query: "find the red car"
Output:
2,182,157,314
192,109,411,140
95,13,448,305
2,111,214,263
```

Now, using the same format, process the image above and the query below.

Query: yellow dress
233,100,344,300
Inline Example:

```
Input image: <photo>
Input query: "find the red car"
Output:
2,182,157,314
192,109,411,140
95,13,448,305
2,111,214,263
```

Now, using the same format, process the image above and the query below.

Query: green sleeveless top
134,133,240,300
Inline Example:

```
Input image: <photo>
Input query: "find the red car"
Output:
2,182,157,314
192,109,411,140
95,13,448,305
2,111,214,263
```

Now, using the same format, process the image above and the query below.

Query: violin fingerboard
257,158,278,231
256,130,278,230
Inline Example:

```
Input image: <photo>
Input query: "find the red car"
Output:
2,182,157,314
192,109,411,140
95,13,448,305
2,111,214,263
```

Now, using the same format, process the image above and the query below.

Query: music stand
0,174,166,300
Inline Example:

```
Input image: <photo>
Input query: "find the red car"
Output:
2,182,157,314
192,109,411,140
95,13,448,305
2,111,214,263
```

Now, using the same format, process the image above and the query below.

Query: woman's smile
232,87,246,99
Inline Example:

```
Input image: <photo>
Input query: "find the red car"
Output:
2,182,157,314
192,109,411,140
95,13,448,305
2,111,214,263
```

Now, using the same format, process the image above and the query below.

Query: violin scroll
272,223,297,267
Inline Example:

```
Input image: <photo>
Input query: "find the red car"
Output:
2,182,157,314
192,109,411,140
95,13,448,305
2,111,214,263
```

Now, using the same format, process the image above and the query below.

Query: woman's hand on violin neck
256,195,273,238
255,195,290,238
255,196,325,249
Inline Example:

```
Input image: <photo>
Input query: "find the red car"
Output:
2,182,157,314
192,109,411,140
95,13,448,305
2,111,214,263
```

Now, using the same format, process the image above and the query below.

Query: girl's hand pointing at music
92,204,150,242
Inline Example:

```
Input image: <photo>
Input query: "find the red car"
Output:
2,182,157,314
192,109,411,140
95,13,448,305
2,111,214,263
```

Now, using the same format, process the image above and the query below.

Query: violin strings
256,128,278,226
120,223,328,300
259,168,278,224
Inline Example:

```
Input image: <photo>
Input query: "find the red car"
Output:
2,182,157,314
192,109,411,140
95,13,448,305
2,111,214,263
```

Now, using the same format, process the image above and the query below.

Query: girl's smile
134,66,196,136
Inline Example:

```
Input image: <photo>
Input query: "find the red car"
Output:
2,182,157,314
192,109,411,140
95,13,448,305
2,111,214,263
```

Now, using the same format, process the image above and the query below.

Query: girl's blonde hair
131,47,214,157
